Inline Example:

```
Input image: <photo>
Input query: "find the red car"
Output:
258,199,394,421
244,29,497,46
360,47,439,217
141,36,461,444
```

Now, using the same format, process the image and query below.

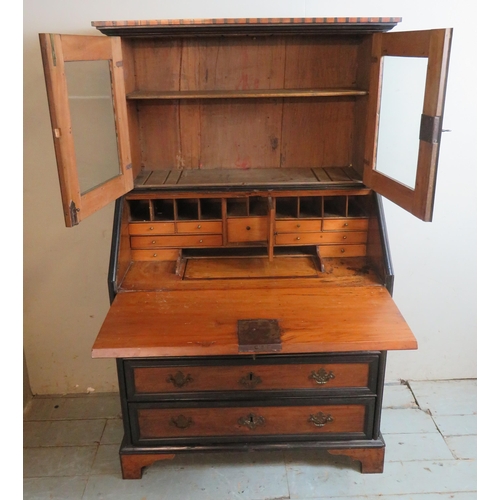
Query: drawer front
131,362,372,396
227,217,268,243
317,245,366,257
176,221,223,234
131,400,373,443
275,231,367,246
131,249,179,261
131,235,223,249
322,218,369,231
275,220,322,233
129,222,175,235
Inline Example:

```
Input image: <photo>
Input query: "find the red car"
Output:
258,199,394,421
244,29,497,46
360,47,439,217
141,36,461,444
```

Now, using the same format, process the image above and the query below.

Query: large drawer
129,398,375,445
124,355,379,400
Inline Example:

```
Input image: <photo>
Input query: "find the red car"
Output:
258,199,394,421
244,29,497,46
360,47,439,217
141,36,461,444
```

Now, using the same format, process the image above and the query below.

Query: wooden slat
144,170,170,186
127,89,368,99
92,285,417,358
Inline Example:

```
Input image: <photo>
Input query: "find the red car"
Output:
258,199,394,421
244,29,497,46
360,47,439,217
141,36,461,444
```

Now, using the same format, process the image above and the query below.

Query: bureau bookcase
39,17,452,479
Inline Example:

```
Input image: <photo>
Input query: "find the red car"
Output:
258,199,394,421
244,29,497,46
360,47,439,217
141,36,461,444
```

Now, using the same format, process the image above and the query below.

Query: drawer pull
170,414,193,429
246,226,251,230
309,368,335,385
238,413,266,430
239,372,262,389
308,411,334,427
167,371,193,388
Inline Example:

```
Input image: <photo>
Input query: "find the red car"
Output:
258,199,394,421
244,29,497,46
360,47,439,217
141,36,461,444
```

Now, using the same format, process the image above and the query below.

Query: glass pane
375,56,428,189
65,60,121,194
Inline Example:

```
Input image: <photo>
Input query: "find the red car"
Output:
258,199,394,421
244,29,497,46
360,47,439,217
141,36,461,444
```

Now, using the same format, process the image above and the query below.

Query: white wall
23,0,477,394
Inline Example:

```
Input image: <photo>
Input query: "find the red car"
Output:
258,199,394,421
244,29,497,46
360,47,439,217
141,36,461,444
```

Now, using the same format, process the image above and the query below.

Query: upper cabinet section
39,34,134,227
39,18,452,226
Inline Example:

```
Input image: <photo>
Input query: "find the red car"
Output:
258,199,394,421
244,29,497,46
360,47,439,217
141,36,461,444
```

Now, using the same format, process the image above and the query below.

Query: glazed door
40,34,133,227
363,29,452,221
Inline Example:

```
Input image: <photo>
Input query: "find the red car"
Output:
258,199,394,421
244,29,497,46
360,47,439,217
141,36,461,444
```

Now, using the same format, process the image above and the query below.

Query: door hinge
69,201,80,226
419,114,442,144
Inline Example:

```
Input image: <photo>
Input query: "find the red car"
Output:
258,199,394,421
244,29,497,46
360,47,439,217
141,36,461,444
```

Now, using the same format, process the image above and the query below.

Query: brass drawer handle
170,414,193,429
238,413,265,430
167,371,193,388
239,372,262,389
309,368,335,385
308,411,334,427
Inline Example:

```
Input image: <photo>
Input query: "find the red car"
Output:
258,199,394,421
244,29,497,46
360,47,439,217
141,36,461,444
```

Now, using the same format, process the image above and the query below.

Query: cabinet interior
122,35,372,182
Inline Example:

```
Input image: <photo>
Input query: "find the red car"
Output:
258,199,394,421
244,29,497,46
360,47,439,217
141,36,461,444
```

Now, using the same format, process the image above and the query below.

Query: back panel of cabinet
122,35,372,175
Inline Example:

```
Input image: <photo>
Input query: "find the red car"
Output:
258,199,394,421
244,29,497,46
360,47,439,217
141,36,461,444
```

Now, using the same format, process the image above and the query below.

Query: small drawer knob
246,226,251,231
297,223,301,228
199,239,203,243
152,240,156,244
296,236,301,240
197,224,201,229
149,226,154,230
340,248,345,253
343,235,347,240
343,222,348,227
153,253,157,257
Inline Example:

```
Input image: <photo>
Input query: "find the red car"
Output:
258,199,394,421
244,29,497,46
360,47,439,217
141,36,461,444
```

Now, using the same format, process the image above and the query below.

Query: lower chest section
120,352,383,446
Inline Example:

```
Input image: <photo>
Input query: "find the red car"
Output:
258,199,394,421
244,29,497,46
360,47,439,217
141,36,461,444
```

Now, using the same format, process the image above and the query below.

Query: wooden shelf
127,88,368,100
133,167,364,189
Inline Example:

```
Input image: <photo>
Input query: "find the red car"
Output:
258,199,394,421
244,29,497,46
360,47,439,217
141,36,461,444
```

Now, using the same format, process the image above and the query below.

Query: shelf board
133,167,364,190
127,88,368,100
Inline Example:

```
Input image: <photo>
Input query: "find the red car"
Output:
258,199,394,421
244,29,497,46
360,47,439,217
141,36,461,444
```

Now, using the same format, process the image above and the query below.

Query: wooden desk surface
92,284,417,358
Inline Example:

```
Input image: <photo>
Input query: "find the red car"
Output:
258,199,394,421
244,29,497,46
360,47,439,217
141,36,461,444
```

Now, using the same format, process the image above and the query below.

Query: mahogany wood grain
133,362,370,394
136,404,366,439
92,285,417,358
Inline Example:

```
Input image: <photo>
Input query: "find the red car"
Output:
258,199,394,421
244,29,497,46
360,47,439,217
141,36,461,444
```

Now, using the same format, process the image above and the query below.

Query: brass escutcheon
167,370,194,388
238,413,266,430
170,414,193,429
309,367,335,385
239,372,262,389
308,411,334,427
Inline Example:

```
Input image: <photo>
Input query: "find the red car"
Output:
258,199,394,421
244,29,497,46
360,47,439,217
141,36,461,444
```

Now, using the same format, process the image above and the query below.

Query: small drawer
322,219,369,231
227,217,268,243
176,221,223,234
131,249,180,261
129,361,374,397
131,235,223,249
275,231,367,246
129,222,175,235
275,220,322,233
317,245,367,257
130,399,372,444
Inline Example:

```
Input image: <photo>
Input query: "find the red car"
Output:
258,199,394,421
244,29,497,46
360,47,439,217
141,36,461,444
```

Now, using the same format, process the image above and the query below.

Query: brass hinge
69,201,80,226
419,114,442,144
